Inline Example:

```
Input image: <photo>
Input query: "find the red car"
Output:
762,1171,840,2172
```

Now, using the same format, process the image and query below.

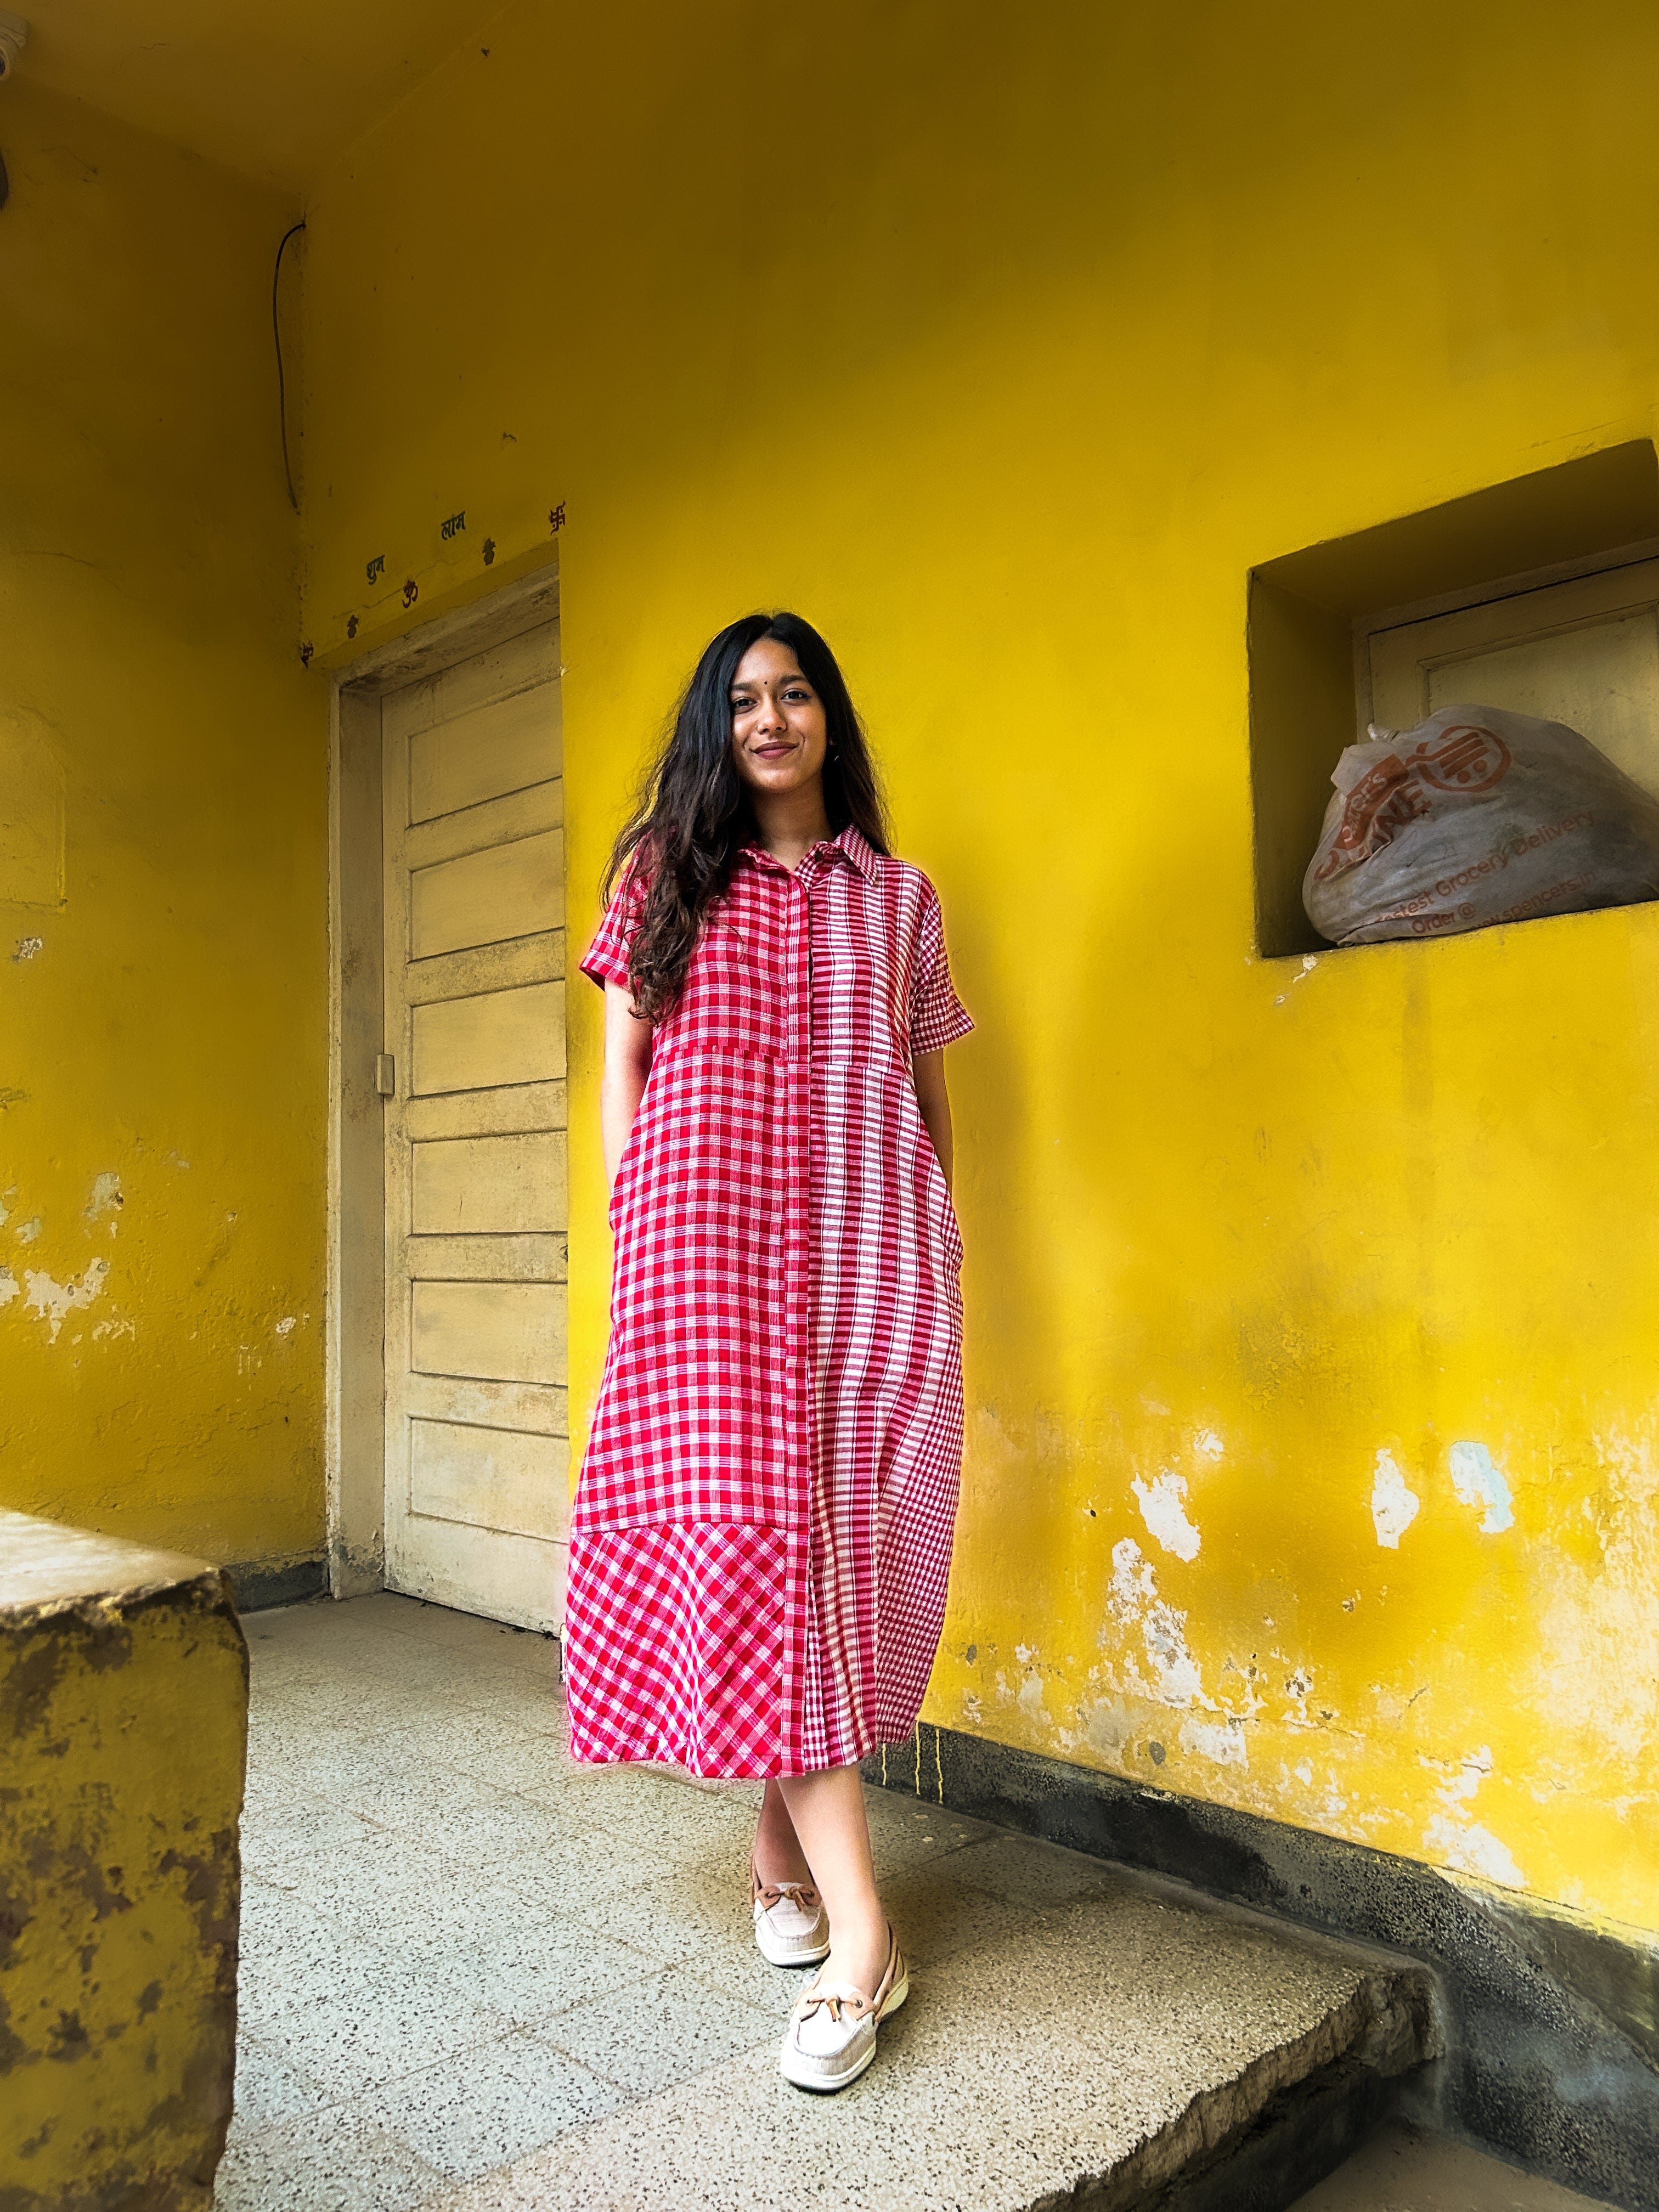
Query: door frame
325,565,562,1598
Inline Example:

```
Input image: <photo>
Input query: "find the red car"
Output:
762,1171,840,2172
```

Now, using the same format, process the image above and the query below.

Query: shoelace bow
754,1878,822,1911
795,1983,872,2024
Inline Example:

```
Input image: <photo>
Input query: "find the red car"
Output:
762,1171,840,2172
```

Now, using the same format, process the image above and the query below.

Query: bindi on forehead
733,669,809,694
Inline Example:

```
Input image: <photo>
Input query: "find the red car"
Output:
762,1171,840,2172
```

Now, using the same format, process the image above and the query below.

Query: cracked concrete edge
0,1506,229,1622
2,1569,240,1640
1046,1970,1435,2212
0,1509,327,1625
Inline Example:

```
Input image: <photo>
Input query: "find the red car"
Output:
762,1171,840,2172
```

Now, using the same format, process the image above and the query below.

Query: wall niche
1249,440,1659,957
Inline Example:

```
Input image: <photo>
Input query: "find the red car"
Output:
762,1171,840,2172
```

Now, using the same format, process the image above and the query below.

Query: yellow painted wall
298,0,1659,1933
0,83,326,1574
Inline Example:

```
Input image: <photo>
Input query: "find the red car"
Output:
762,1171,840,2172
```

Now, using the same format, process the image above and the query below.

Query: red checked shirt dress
566,823,973,1779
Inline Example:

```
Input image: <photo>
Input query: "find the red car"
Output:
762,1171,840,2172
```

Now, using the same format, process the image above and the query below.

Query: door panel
382,618,568,1630
403,1370,567,1435
404,657,565,820
407,1232,567,1282
410,1420,569,1543
404,935,562,1012
411,981,567,1096
1369,556,1659,801
410,1280,567,1384
406,1079,566,1143
410,830,565,959
411,1132,568,1234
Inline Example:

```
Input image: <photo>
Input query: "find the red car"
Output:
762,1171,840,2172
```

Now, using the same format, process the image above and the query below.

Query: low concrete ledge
0,1510,248,2212
868,1722,1659,2210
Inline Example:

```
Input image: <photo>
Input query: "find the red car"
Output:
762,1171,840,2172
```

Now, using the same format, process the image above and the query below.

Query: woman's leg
776,1764,889,1995
752,1778,814,1886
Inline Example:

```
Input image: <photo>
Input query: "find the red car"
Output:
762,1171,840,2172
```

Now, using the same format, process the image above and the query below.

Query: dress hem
565,1726,922,1782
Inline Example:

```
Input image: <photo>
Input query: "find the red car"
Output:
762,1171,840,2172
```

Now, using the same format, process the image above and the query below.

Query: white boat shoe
778,1926,909,2093
751,1861,831,1968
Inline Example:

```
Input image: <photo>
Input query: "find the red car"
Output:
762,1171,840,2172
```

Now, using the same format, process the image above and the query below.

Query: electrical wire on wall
274,219,307,510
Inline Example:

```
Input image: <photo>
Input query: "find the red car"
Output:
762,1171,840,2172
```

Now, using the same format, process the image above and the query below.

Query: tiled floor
222,1595,1614,2211
222,1592,996,2208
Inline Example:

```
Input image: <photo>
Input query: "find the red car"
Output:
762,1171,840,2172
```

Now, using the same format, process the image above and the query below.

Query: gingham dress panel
563,1522,787,1773
566,825,972,1777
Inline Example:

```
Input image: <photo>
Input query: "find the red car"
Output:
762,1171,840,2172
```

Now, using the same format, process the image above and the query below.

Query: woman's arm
912,1047,954,1192
601,981,654,1191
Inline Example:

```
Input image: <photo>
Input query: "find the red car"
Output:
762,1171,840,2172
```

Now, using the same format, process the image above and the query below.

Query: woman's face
729,636,828,799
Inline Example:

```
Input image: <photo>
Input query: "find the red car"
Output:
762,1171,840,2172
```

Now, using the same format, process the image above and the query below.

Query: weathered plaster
0,1510,247,2210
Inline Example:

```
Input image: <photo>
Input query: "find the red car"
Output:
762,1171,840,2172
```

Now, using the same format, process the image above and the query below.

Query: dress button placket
783,866,811,1769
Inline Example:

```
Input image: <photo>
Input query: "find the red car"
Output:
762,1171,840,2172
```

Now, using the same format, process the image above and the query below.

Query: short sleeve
910,890,974,1055
579,871,644,992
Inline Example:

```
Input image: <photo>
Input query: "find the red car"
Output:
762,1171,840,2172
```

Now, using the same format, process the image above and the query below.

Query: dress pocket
608,1079,656,1232
902,1082,963,1274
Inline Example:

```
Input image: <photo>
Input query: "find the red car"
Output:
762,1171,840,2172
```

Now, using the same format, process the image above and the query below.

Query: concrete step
432,1861,1437,2212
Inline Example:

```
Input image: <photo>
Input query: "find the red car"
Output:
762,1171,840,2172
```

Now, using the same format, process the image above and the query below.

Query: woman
568,611,971,2092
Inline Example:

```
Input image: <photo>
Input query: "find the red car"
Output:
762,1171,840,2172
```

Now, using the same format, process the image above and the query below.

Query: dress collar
739,823,881,881
831,824,881,880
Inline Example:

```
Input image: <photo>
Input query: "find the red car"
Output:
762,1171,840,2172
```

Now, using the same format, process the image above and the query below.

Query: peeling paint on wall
1372,1449,1421,1549
22,1258,111,1342
1181,1716,1248,1768
1414,1745,1526,1887
1108,1538,1205,1707
1533,1431,1659,1770
1449,1442,1515,1534
1426,1813,1526,1888
1133,1472,1202,1561
1084,1696,1135,1760
1272,953,1321,1005
83,1171,123,1223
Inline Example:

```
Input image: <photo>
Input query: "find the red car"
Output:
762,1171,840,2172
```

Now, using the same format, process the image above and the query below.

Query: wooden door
380,622,568,1630
1368,556,1659,802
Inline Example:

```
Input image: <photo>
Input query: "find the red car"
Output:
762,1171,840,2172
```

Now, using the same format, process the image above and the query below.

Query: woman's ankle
753,1789,814,1888
753,1839,815,1888
820,1906,890,1993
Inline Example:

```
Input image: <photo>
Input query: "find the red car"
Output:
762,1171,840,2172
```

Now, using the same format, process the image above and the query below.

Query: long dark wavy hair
604,611,890,1021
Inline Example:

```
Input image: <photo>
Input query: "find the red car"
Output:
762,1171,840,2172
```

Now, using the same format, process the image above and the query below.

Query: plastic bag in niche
1302,703,1659,946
